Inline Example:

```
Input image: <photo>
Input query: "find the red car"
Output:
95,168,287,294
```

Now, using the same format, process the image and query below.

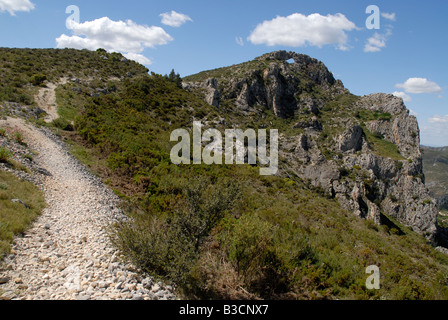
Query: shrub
226,215,274,282
389,194,398,203
14,131,25,145
52,118,74,131
30,74,47,86
0,147,12,163
0,171,46,257
17,93,32,104
112,176,241,287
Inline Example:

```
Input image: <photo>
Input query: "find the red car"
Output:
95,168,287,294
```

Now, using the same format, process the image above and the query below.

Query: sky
0,0,447,147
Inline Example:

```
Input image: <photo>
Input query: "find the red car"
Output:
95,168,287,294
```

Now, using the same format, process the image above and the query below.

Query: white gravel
0,117,176,300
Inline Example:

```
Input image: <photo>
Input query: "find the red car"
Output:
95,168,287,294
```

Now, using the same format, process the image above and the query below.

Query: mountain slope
421,146,448,229
1,48,448,300
184,51,439,241
0,117,175,300
422,146,448,204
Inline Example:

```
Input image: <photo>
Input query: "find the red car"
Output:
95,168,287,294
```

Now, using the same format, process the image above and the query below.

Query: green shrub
22,154,33,162
52,118,74,131
362,126,404,160
395,161,404,170
14,131,25,145
17,93,32,104
0,147,12,163
226,215,274,282
0,171,46,257
112,176,240,287
30,74,47,86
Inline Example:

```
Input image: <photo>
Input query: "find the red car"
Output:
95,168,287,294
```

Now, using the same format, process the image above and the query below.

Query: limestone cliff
184,51,442,244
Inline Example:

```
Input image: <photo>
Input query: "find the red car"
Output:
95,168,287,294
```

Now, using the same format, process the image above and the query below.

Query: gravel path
34,78,67,123
0,118,176,300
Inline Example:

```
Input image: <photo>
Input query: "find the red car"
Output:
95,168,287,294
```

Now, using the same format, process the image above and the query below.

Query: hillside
421,146,448,228
1,48,448,300
421,146,448,204
0,47,148,116
184,51,439,241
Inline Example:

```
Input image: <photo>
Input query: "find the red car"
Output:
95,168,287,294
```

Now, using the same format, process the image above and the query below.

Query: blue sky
0,0,447,146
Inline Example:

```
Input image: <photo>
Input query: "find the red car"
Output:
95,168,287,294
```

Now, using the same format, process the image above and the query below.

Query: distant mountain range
421,145,448,209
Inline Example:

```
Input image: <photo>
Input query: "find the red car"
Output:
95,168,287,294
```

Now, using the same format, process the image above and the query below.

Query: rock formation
184,50,443,244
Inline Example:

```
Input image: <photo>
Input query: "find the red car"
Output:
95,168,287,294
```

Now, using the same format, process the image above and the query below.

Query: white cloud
409,109,418,116
396,78,443,94
364,29,392,52
123,52,152,65
235,37,244,46
0,0,34,15
421,123,448,147
247,13,357,51
56,17,173,65
160,10,192,27
392,91,412,102
381,12,396,21
428,115,448,124
422,115,448,146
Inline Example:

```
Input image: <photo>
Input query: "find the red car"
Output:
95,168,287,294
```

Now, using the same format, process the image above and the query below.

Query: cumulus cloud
428,115,448,124
0,0,34,15
381,12,396,21
364,29,392,53
392,91,412,102
247,13,357,51
56,17,173,65
396,78,442,94
160,10,192,27
235,37,244,46
422,115,448,146
123,52,152,65
409,109,418,117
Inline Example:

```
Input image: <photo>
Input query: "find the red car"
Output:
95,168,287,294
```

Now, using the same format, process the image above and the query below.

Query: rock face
184,50,442,244
183,78,220,107
184,51,346,117
283,93,438,242
439,195,448,209
338,125,363,153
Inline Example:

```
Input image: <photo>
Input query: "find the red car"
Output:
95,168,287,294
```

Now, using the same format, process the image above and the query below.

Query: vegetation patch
361,125,405,160
71,71,448,300
0,170,46,258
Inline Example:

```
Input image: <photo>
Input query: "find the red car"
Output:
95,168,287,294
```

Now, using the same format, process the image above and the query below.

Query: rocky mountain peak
256,50,337,86
184,50,347,118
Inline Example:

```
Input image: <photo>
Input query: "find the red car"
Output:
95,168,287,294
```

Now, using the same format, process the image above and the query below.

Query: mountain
421,146,448,205
1,48,448,300
421,145,448,229
184,51,440,242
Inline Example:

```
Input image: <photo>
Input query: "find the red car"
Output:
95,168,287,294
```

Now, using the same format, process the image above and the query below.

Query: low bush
0,147,12,163
52,118,74,131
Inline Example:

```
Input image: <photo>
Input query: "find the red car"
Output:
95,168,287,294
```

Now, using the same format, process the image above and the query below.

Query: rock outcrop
183,78,220,107
184,51,346,117
184,51,442,244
